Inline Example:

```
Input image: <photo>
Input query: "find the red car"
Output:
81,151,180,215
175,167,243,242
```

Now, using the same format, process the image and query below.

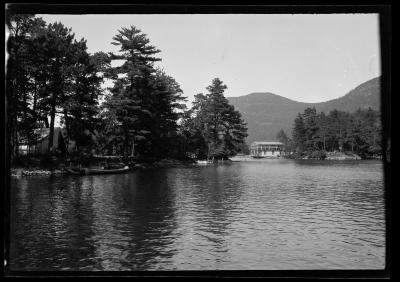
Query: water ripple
9,160,385,270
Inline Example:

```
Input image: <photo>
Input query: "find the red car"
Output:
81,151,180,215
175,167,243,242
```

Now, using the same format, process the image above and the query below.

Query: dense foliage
8,14,379,164
6,16,187,162
6,15,108,159
98,26,186,159
180,78,248,159
7,15,246,165
285,107,382,158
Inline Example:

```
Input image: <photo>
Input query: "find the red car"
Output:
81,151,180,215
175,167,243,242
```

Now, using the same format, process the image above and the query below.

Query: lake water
9,159,386,271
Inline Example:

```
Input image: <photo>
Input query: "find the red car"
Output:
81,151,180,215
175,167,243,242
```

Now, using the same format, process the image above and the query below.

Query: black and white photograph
4,4,391,278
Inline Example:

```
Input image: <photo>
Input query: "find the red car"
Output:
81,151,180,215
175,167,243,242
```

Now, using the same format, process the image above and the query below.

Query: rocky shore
229,151,365,161
10,158,197,177
10,153,370,177
325,151,362,160
10,168,66,177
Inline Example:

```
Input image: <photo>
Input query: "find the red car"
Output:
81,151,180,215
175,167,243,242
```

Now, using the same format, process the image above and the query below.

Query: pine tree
104,26,161,157
292,113,306,153
303,107,319,151
276,129,291,153
316,112,329,151
182,78,247,159
38,22,77,152
7,15,107,160
351,108,382,157
103,26,186,159
6,14,47,158
291,106,382,158
179,97,209,159
65,41,105,156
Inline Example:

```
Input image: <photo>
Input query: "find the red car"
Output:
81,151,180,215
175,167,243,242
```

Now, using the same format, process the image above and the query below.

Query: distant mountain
228,76,381,144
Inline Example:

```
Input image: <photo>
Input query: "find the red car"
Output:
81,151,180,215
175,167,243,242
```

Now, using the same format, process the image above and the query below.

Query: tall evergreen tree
315,112,329,151
38,22,77,152
276,129,291,153
65,41,105,155
103,26,186,159
7,15,108,160
142,69,187,158
104,26,161,157
179,95,209,159
182,78,247,159
292,113,306,153
303,107,319,151
327,109,350,152
6,14,47,158
291,107,382,158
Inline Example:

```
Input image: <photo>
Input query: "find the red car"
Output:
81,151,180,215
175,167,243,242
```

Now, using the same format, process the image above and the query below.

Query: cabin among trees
18,127,76,155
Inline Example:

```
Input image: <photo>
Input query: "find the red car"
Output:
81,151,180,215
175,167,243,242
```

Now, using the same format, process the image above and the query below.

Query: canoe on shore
67,166,130,175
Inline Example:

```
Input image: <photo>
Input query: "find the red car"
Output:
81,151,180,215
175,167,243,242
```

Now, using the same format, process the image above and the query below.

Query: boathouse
250,141,284,158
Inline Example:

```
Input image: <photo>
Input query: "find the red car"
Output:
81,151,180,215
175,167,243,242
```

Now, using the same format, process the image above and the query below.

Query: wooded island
276,107,382,159
6,15,248,170
7,15,383,174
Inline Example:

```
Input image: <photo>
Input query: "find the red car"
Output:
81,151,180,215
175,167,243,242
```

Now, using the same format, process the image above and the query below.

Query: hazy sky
38,14,380,104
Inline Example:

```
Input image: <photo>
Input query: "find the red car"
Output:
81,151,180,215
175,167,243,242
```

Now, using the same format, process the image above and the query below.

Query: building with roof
250,141,284,158
18,127,76,155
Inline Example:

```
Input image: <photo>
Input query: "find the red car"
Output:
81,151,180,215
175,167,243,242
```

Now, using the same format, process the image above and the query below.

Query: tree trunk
33,84,38,124
44,117,49,128
48,98,56,153
22,86,29,121
63,108,70,146
13,116,19,158
123,131,129,158
131,138,135,157
10,79,19,159
30,84,39,154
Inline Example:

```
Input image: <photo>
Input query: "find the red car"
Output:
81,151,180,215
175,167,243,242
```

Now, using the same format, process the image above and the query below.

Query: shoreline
10,154,382,177
10,158,197,177
230,152,382,162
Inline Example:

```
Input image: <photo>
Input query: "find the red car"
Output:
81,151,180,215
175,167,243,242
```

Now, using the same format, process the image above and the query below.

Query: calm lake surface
9,160,385,271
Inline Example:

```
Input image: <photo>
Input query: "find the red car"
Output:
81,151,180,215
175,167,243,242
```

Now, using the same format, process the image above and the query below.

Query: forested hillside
228,77,380,144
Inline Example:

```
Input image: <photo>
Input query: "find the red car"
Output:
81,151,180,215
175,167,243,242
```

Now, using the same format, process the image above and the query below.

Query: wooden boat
67,166,130,175
252,155,281,159
251,155,265,159
66,168,84,175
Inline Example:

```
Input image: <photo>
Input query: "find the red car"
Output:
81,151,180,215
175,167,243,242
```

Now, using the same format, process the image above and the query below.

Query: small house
250,141,284,158
18,127,76,155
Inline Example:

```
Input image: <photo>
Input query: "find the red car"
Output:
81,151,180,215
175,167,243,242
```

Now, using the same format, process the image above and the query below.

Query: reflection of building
250,141,284,158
